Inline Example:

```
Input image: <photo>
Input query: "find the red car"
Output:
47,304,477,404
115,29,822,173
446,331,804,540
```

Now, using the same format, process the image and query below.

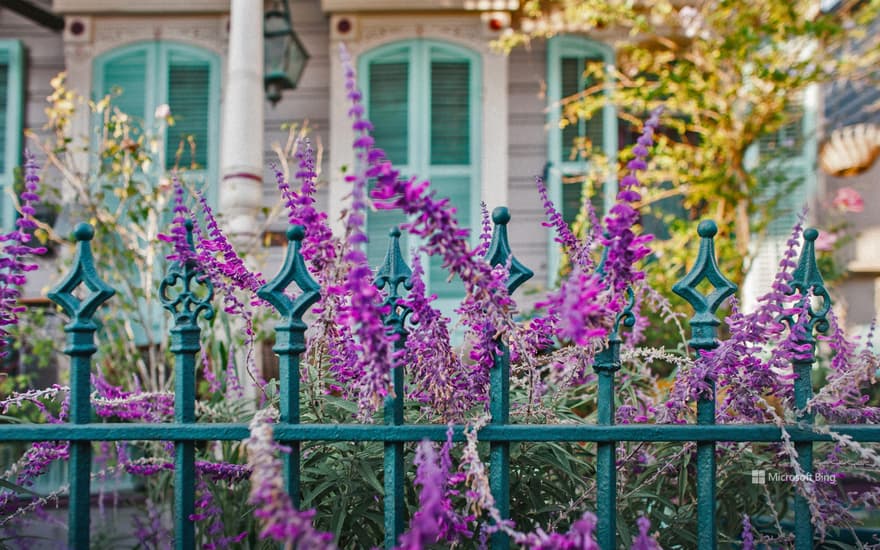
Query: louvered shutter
428,57,472,299
559,54,605,225
742,94,814,311
166,49,211,169
0,62,8,176
101,48,148,127
364,42,478,305
366,57,410,273
560,56,604,159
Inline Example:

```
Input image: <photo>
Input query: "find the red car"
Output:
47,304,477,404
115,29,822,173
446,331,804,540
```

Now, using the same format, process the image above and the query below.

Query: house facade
1,0,874,327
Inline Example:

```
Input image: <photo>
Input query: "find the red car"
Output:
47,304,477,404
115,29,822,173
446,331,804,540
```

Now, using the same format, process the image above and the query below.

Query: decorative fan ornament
819,123,880,177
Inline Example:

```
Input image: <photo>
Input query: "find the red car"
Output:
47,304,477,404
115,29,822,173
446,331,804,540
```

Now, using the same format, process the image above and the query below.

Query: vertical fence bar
594,367,616,549
48,223,115,550
673,221,736,550
375,227,412,549
159,221,214,550
592,302,632,548
485,208,533,550
257,225,321,507
788,228,830,550
593,239,635,549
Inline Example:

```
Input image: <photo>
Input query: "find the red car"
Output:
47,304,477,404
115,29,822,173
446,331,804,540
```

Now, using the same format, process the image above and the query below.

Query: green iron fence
1,209,879,549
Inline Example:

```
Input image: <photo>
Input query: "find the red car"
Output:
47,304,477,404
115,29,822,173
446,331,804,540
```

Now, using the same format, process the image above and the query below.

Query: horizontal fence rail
6,208,871,549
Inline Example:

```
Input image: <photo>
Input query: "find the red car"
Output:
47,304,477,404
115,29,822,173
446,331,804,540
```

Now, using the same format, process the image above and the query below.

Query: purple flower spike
630,516,662,550
339,43,400,419
0,151,47,357
246,411,337,549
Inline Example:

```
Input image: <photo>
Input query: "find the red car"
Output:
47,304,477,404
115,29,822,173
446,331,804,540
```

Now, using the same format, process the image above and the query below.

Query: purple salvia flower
338,43,401,419
741,514,755,550
245,410,336,549
0,151,47,357
630,516,662,550
201,350,222,395
397,441,446,549
599,108,661,296
157,178,194,263
514,511,600,549
399,256,469,420
273,140,336,275
536,176,587,268
475,202,492,257
194,191,265,295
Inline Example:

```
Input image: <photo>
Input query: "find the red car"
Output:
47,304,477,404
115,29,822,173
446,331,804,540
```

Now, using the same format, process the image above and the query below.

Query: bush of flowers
0,46,877,549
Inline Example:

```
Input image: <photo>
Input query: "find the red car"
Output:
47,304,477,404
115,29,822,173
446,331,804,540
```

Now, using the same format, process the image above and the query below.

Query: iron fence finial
485,206,534,294
673,219,737,350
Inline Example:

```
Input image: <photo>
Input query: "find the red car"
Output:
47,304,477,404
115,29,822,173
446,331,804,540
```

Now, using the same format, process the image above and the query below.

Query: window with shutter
742,88,818,311
546,36,617,284
0,40,23,231
94,42,220,344
361,40,481,307
94,42,220,200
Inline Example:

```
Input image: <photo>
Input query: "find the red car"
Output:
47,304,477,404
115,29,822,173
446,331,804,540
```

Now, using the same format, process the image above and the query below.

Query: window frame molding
0,40,25,231
91,40,221,205
546,35,617,286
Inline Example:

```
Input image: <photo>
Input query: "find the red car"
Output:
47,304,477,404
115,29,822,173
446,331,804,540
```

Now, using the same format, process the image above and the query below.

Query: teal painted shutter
744,93,814,310
102,48,148,127
166,49,211,170
366,56,409,272
430,61,469,165
364,41,478,303
758,97,808,238
559,54,604,224
369,60,409,165
428,57,471,299
0,62,8,176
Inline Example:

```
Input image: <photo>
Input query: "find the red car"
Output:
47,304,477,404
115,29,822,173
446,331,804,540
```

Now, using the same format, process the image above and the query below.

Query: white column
220,0,264,239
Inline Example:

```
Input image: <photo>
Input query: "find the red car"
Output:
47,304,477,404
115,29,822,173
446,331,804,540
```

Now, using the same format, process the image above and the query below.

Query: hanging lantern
264,0,309,106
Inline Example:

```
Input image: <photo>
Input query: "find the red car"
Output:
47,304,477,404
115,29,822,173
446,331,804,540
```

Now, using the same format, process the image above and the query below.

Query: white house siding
0,8,63,139
506,40,551,290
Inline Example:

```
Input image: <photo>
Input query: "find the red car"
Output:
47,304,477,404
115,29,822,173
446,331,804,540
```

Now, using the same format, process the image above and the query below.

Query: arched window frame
92,41,221,205
358,39,482,309
546,36,617,286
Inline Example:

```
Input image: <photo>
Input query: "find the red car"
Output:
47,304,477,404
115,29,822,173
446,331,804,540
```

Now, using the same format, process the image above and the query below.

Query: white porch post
220,0,264,401
220,0,264,239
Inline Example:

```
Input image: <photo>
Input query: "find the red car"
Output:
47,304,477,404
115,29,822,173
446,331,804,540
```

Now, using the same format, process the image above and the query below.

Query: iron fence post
788,228,830,550
673,220,737,550
159,220,214,550
485,207,533,550
375,227,413,549
257,225,321,507
48,223,115,550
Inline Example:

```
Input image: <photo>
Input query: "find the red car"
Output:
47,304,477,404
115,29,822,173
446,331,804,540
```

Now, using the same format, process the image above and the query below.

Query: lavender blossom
741,514,754,550
399,256,470,420
273,140,336,274
246,410,336,549
600,108,660,296
630,516,662,550
338,43,400,419
0,151,47,357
